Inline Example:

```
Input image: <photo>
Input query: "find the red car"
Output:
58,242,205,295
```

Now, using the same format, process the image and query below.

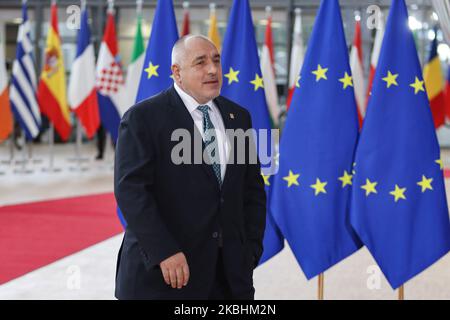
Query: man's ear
171,64,181,83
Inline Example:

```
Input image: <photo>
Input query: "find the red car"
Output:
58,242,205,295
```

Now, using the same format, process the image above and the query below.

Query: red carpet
0,193,123,284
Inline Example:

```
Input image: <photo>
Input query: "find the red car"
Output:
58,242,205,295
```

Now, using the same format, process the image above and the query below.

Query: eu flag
270,0,362,279
221,0,284,264
135,0,178,102
350,0,450,289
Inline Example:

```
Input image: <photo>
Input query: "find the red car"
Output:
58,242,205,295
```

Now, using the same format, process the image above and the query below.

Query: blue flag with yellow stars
135,0,178,102
221,0,284,264
270,0,362,279
350,0,450,289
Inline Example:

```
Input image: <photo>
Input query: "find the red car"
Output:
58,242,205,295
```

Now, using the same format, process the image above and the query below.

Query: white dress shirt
174,83,229,181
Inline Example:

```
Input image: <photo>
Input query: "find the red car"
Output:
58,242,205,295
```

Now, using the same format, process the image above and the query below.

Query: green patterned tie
197,105,222,186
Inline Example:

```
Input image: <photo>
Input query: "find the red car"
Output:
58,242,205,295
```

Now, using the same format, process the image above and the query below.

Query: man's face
172,38,222,104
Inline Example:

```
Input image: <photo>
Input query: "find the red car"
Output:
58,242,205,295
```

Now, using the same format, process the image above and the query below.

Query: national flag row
0,0,220,143
1,1,449,144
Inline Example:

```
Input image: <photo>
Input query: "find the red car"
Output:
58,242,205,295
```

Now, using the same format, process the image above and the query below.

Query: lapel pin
230,113,235,119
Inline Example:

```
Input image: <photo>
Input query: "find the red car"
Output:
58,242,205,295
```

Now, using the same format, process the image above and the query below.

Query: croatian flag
96,8,126,142
68,6,100,139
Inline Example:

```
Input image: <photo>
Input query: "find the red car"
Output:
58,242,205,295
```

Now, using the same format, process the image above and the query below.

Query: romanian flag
37,3,71,141
423,29,445,129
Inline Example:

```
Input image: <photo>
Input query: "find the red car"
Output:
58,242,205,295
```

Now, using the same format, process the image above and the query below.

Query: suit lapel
168,86,219,188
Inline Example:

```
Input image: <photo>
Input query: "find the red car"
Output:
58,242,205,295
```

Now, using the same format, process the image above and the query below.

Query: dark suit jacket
114,86,266,300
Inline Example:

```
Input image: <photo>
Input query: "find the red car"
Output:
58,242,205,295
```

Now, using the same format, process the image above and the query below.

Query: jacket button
220,198,224,203
212,232,219,239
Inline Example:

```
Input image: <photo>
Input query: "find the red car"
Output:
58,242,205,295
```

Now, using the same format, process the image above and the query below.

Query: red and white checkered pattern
97,61,124,95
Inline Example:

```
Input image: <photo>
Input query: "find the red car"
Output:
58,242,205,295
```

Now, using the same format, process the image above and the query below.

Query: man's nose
207,61,218,75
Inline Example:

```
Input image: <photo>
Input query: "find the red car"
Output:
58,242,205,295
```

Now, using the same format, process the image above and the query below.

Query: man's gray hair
171,34,216,66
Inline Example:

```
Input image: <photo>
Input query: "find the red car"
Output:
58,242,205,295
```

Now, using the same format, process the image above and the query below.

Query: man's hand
160,252,190,289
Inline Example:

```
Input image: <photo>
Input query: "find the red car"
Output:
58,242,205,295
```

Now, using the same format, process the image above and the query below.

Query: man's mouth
203,80,219,85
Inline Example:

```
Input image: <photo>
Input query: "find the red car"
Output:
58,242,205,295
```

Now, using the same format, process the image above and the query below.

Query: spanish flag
37,3,71,141
423,30,445,129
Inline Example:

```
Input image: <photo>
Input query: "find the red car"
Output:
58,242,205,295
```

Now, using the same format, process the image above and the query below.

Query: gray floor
1,141,450,299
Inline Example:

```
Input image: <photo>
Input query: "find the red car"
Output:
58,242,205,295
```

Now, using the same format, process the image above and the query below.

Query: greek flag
9,1,41,140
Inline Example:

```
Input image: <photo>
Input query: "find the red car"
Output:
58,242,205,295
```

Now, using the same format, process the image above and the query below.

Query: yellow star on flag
417,175,433,193
361,179,378,196
310,178,327,196
144,62,159,79
435,158,443,170
250,74,264,91
295,76,301,88
338,170,353,187
283,170,300,188
224,67,240,85
261,173,270,186
312,64,328,82
382,70,399,88
409,76,425,94
339,72,353,89
389,184,407,202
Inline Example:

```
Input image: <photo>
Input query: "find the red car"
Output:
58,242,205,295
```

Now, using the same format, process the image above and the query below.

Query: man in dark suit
114,35,266,300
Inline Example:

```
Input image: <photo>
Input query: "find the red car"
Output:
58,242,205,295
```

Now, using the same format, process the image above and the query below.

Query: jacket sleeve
242,110,267,266
114,108,181,269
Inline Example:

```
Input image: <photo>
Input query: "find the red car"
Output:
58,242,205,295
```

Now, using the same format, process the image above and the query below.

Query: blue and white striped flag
9,1,41,140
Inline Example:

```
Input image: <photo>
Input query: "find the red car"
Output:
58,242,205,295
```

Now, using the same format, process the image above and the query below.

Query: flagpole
0,135,14,165
318,273,324,300
8,134,14,164
42,124,61,173
14,129,33,174
27,134,42,165
69,118,88,172
398,285,404,300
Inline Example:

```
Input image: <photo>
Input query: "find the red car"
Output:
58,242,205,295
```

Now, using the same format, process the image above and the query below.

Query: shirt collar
174,83,213,114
